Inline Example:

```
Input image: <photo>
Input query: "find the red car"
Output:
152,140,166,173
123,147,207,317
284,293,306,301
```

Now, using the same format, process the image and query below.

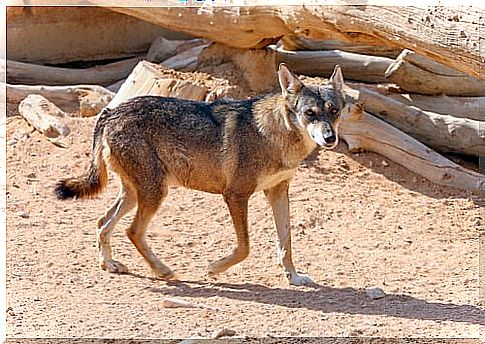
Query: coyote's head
278,63,345,149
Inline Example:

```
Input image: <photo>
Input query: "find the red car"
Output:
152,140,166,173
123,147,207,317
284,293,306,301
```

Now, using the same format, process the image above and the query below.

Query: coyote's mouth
306,122,339,149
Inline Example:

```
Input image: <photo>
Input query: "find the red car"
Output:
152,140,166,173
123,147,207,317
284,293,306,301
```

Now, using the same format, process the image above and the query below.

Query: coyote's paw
207,267,220,279
288,273,315,286
100,259,129,274
153,268,177,281
207,261,226,278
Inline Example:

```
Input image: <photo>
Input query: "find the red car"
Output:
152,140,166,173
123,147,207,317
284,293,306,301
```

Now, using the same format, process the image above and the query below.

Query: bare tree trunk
7,6,189,64
18,94,70,139
275,48,392,83
339,103,485,192
380,93,484,121
358,88,485,157
6,57,142,86
6,83,114,115
385,50,485,96
280,36,401,58
105,5,483,78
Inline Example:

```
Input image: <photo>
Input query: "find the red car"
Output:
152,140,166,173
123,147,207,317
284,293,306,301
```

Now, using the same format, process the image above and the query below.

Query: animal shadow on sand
149,280,484,325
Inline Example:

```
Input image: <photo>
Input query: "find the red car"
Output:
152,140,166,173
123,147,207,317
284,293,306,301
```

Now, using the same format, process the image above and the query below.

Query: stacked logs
6,6,484,191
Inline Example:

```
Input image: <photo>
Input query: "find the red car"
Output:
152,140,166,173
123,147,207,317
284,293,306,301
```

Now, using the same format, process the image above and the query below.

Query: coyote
55,64,345,286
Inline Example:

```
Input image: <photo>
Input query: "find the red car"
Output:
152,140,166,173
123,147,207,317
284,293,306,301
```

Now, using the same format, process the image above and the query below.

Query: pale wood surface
147,37,208,64
385,50,485,96
358,88,485,157
280,37,401,58
275,48,392,83
107,61,209,109
6,83,114,115
102,5,483,79
6,57,142,86
7,6,189,64
339,102,485,192
18,94,70,139
381,93,484,121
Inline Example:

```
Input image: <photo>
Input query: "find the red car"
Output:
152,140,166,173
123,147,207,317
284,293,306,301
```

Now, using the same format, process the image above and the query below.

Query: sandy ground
5,113,484,339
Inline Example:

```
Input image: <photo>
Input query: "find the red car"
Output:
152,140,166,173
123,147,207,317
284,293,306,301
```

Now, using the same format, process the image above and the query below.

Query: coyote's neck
253,94,316,165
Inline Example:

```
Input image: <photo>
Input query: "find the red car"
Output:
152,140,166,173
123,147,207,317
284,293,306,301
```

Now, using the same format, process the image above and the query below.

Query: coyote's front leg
208,192,250,276
264,180,315,286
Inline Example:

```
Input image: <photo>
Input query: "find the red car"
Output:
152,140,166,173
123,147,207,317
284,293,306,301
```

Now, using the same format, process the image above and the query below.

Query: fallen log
147,37,208,64
385,50,485,96
344,82,484,121
18,94,70,139
281,36,401,58
107,61,209,109
275,48,392,83
161,43,210,72
398,49,467,76
105,5,483,78
7,6,189,64
6,57,142,86
6,83,114,116
358,88,485,157
339,102,485,192
382,93,484,121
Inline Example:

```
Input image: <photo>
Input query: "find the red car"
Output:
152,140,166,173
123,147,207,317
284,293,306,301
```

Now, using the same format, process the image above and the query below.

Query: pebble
18,211,30,219
366,287,386,300
212,328,236,339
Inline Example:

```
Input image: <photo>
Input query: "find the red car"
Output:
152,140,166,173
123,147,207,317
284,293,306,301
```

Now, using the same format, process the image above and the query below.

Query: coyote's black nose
325,134,336,144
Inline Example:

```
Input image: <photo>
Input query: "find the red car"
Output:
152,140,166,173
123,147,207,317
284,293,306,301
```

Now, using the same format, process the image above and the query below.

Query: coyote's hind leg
96,183,136,273
125,179,175,281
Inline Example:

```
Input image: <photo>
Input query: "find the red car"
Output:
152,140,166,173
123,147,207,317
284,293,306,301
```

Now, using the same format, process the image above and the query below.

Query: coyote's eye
305,109,316,117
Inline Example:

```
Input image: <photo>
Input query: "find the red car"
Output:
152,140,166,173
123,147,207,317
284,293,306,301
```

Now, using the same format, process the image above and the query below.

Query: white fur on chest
255,169,296,192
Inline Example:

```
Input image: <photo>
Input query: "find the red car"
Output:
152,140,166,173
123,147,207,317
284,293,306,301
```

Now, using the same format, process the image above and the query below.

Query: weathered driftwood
6,83,114,116
281,36,401,59
7,6,189,64
358,88,485,157
161,44,210,72
385,50,485,96
18,94,70,139
398,49,467,76
339,102,485,192
147,37,208,64
107,61,208,109
6,57,142,86
345,81,484,121
105,5,483,79
275,48,392,83
383,93,484,121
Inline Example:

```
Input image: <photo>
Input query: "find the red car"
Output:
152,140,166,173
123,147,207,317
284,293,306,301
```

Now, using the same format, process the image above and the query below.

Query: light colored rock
365,287,386,300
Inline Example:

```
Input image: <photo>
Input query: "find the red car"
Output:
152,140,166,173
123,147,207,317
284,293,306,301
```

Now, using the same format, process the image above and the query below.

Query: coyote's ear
278,63,304,98
330,65,344,93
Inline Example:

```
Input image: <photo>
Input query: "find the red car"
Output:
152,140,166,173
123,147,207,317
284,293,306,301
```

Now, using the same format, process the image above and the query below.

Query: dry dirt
5,107,484,339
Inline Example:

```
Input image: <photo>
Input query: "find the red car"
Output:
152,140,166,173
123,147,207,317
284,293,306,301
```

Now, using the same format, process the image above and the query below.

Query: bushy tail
54,109,110,200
